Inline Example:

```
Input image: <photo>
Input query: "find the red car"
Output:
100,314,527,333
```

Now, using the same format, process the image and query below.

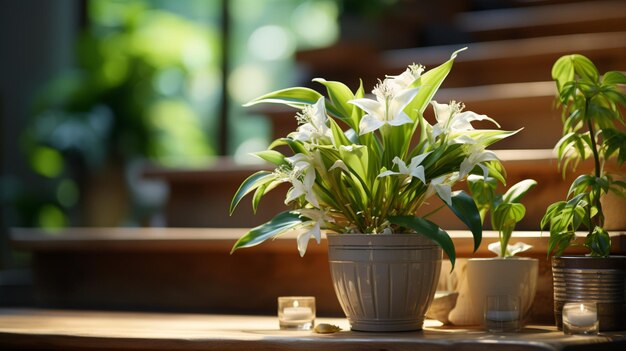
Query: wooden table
0,309,624,351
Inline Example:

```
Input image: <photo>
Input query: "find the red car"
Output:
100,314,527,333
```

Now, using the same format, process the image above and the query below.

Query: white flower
459,144,499,179
329,160,349,173
349,79,419,135
431,101,500,140
289,97,332,144
285,153,319,207
429,175,455,206
295,209,334,256
386,63,424,91
378,151,432,184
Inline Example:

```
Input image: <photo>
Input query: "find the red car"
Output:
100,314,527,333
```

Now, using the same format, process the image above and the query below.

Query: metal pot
552,256,626,331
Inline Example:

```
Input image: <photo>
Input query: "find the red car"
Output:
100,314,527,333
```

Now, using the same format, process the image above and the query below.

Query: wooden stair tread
456,0,626,40
11,227,626,256
383,32,626,83
385,31,626,67
296,32,626,88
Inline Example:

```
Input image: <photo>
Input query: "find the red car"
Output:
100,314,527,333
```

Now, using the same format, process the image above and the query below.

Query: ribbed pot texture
552,256,626,331
327,233,442,332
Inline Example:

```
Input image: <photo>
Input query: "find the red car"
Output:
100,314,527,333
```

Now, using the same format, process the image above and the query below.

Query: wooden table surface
0,309,624,351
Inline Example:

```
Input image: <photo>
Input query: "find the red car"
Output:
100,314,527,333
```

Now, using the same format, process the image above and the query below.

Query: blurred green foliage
10,0,340,229
18,0,221,228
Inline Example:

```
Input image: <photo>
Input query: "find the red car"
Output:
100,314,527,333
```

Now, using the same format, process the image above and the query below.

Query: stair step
143,158,288,228
296,32,626,90
456,0,626,41
383,31,626,87
11,227,626,322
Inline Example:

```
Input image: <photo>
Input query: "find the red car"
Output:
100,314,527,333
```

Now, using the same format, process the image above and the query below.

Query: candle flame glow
293,300,299,308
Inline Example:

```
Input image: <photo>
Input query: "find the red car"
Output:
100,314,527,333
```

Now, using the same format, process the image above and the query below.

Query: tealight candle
484,295,521,332
562,302,599,335
278,296,315,330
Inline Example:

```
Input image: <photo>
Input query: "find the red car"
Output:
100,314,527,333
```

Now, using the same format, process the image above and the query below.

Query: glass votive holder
562,302,599,335
484,295,521,333
278,296,315,330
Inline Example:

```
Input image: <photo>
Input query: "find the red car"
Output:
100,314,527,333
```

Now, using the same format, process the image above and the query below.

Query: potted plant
230,48,518,331
448,176,538,326
541,54,626,331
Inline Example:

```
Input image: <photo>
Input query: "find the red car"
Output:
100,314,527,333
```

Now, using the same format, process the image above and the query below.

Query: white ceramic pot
449,257,538,325
327,233,442,332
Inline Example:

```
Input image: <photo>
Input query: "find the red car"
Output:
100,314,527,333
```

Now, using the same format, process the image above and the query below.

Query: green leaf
389,216,456,269
444,190,482,252
602,71,626,86
408,47,467,116
254,150,286,166
230,171,276,215
462,129,521,148
252,182,269,214
567,174,594,198
328,116,352,148
244,87,322,108
503,179,537,203
492,203,526,231
584,226,611,257
231,211,306,253
481,160,507,185
338,144,369,181
552,55,575,92
604,129,626,165
268,137,308,155
252,180,282,214
313,78,357,129
552,54,599,92
467,175,497,223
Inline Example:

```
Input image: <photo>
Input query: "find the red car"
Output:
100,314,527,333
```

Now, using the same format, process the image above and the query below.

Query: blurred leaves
20,1,221,227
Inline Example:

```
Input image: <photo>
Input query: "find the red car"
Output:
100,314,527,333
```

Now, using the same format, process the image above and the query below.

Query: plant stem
584,99,604,230
585,102,601,179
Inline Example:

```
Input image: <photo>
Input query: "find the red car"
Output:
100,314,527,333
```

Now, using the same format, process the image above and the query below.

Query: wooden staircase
11,0,626,321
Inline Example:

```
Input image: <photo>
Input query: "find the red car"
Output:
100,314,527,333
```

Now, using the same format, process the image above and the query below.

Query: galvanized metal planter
552,256,626,331
327,233,442,332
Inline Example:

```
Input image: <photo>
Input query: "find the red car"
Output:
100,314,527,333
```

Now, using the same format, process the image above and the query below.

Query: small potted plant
229,48,518,332
448,176,538,326
541,54,626,331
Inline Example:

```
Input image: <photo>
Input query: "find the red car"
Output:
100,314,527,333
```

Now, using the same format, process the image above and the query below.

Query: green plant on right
541,54,626,257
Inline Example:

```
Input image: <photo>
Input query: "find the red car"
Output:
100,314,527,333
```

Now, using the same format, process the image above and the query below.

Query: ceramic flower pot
552,256,626,331
448,257,538,326
326,233,442,332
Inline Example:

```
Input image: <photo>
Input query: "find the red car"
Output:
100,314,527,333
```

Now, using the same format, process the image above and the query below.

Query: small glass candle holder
562,302,599,335
278,296,315,330
484,295,521,333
